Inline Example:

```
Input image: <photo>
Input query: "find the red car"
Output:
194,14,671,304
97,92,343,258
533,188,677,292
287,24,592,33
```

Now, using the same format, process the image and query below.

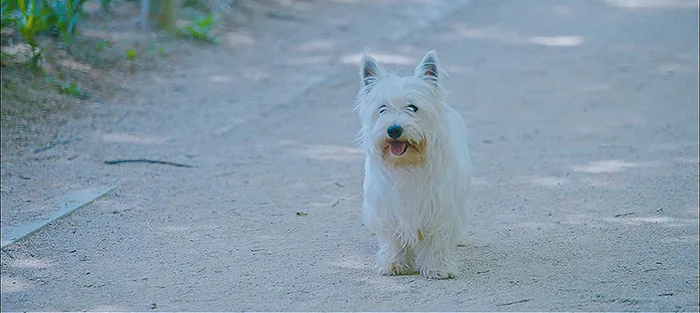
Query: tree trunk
143,0,177,33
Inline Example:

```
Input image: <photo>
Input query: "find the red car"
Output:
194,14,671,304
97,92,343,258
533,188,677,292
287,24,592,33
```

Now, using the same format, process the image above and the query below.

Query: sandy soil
1,0,698,311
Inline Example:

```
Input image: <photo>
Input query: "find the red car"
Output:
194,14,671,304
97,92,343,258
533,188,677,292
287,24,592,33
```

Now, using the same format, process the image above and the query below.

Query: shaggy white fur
355,49,473,279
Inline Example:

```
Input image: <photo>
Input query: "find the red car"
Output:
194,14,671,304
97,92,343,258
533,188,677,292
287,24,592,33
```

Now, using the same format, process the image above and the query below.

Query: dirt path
1,0,698,311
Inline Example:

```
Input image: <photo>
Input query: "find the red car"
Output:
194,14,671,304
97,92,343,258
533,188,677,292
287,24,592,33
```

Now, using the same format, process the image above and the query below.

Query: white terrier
355,50,473,279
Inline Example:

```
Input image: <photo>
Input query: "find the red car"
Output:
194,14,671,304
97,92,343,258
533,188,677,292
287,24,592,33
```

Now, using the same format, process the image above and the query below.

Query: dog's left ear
415,50,440,87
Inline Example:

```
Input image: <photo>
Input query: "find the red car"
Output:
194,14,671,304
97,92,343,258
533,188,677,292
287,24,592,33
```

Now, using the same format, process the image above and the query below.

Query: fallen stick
496,299,531,307
34,139,71,153
103,159,194,168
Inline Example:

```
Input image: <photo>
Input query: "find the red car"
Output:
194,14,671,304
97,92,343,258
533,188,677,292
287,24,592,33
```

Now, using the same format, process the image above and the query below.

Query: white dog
355,50,473,279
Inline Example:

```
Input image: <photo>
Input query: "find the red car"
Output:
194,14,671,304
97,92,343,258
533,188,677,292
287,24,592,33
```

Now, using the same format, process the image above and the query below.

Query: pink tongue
390,142,407,155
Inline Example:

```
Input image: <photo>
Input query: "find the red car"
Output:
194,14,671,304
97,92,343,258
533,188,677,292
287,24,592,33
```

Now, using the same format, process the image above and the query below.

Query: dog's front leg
375,235,415,276
415,232,459,279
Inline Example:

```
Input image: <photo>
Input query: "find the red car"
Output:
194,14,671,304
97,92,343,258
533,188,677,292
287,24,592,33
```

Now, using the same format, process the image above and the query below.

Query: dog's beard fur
355,49,473,279
379,137,426,168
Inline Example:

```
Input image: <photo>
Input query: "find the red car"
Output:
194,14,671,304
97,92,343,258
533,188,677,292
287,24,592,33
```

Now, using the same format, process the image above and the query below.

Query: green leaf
126,48,137,60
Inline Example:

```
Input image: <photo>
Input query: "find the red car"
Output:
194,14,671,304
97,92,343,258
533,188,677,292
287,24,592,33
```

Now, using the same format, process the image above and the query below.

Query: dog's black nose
387,125,403,139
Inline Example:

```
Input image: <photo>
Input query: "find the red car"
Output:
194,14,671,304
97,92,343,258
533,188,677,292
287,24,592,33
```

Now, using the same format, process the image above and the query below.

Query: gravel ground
1,0,698,311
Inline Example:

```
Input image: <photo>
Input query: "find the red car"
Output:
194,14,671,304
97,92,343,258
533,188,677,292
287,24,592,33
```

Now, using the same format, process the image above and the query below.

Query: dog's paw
379,263,414,276
420,268,455,279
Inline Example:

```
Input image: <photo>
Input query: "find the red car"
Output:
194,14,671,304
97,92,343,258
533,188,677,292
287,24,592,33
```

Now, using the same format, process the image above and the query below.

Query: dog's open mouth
389,141,408,156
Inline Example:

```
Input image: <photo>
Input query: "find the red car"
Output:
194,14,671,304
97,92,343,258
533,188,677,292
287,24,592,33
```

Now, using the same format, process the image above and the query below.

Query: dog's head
355,50,446,169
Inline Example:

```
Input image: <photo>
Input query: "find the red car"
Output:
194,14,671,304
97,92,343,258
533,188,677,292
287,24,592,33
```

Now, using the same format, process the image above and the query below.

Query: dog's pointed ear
415,50,440,87
360,53,382,87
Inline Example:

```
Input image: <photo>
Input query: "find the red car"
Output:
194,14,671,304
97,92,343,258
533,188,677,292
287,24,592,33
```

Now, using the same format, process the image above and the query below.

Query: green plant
1,0,16,26
2,0,50,70
126,48,136,59
99,0,112,13
46,76,90,99
43,0,87,45
177,14,219,44
95,39,112,51
1,0,88,70
146,42,165,56
60,81,89,98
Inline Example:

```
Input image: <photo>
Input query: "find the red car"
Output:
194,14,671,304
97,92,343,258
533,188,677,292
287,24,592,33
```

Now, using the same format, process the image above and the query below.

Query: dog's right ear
360,54,382,88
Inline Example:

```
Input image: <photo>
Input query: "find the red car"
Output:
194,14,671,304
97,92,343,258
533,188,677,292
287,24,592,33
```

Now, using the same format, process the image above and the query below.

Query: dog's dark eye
379,105,387,114
407,104,418,112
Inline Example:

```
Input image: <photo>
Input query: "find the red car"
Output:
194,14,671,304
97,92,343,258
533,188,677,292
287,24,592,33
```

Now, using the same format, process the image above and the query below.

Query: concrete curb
1,185,115,249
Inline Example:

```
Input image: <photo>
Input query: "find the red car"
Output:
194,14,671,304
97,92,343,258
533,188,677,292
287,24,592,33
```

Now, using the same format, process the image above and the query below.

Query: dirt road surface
1,0,698,311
